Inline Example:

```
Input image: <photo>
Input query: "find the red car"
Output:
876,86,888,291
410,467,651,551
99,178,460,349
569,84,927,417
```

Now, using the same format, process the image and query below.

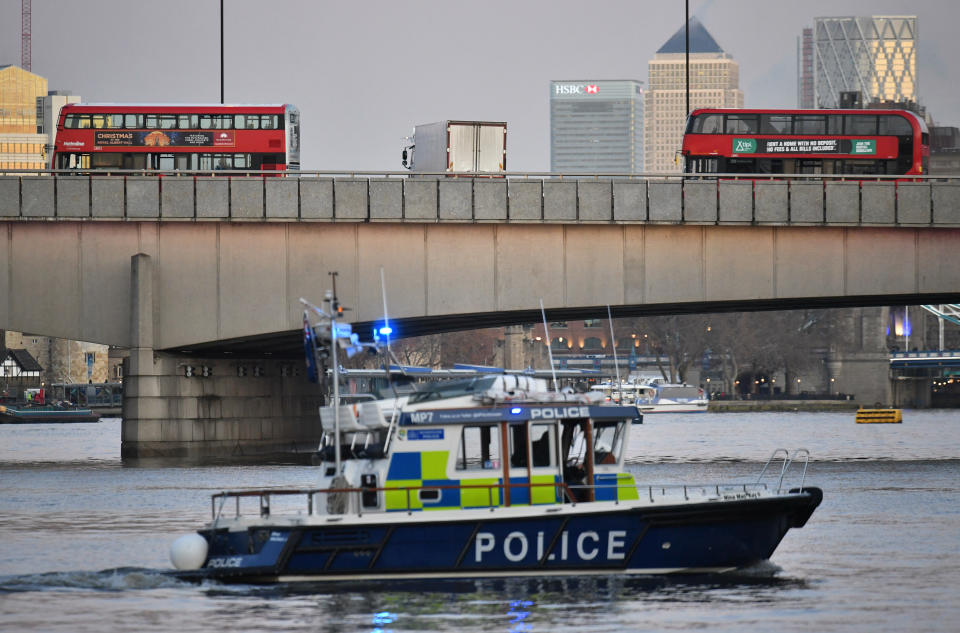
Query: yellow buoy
855,408,903,424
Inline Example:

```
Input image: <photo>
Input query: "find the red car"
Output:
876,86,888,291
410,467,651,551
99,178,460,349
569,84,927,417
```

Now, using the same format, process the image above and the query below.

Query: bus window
760,114,792,134
177,114,198,129
108,114,124,128
691,114,722,134
845,115,877,135
755,158,784,174
124,114,142,129
91,153,123,169
235,114,259,129
63,114,79,128
879,115,912,137
839,159,882,175
159,115,177,130
827,115,844,135
722,158,756,173
797,159,823,174
794,115,826,135
199,153,214,170
726,114,758,134
685,156,719,174
123,154,146,170
145,114,160,129
261,115,278,130
92,115,109,129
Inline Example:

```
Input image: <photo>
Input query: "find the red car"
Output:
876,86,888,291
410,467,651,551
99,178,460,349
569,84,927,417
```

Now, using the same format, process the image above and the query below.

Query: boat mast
327,273,342,477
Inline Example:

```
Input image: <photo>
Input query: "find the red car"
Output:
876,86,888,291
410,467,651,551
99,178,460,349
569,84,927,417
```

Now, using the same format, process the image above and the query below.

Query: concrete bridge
2,171,959,457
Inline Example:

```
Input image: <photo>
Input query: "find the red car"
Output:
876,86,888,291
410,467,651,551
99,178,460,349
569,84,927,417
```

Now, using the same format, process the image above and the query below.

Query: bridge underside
172,292,960,357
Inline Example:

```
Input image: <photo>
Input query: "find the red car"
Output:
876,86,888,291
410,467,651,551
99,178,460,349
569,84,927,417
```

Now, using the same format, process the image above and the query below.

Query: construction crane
21,0,31,71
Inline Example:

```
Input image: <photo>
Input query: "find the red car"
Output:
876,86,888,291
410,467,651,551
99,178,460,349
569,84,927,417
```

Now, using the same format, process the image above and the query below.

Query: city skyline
0,0,957,171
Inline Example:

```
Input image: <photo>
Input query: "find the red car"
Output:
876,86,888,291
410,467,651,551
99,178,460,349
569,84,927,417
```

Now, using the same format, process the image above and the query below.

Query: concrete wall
2,175,960,225
1,221,959,350
121,351,324,458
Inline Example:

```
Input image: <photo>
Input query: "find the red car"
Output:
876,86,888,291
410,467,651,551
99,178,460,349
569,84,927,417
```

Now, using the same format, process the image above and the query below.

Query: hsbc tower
549,79,643,173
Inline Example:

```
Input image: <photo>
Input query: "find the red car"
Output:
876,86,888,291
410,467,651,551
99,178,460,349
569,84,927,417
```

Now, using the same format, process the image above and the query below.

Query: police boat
169,297,821,583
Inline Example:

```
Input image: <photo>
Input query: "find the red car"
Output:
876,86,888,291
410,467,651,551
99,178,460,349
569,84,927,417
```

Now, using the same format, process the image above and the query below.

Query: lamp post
685,0,690,117
220,0,224,104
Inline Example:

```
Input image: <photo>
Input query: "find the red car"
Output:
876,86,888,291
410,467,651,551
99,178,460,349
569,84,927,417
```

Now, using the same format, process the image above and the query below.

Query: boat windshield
659,386,701,399
407,376,499,403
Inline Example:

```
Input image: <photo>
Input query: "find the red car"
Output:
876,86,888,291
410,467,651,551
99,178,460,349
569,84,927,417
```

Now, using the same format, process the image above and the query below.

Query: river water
1,411,958,632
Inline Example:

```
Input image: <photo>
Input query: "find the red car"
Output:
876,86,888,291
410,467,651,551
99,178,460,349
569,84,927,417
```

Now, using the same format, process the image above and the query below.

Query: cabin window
593,421,625,465
418,489,440,503
508,424,529,468
457,424,501,470
530,424,555,468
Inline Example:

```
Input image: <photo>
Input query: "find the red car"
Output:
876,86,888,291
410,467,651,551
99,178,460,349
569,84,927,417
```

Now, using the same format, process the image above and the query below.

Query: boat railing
208,475,801,522
211,481,579,521
756,448,810,493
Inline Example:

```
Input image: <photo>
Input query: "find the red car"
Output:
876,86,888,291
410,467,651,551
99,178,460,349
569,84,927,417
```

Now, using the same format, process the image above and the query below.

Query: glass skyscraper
812,16,918,108
549,79,643,173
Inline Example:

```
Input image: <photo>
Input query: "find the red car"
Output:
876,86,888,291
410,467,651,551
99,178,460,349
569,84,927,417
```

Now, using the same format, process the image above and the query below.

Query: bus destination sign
94,131,236,148
732,138,876,155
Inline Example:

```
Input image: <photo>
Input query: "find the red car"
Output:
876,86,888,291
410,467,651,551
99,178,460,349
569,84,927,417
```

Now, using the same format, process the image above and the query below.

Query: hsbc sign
554,84,600,96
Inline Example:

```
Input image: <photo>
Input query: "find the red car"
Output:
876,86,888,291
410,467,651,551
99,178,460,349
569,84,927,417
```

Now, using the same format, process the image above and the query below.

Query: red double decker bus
52,103,300,171
681,108,928,176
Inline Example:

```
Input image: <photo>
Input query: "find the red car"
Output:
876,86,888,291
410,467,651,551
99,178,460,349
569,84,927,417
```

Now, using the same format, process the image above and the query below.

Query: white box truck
402,121,506,173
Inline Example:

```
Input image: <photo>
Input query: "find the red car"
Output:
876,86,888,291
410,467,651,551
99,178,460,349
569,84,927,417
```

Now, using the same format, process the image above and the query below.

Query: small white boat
634,383,709,414
590,380,708,413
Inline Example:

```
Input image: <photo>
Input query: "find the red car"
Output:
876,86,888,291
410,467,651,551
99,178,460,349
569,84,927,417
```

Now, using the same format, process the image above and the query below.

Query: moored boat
168,295,822,583
0,402,101,424
634,382,709,413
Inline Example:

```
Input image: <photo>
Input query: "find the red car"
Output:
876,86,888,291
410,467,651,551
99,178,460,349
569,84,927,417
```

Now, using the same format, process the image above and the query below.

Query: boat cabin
316,394,642,514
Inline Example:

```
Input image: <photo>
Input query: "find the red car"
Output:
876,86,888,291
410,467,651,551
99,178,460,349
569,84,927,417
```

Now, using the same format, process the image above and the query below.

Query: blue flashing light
378,325,393,336
510,407,523,415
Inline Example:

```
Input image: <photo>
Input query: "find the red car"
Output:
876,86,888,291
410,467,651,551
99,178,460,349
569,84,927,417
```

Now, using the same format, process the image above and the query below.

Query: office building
550,79,643,173
811,16,918,108
643,17,743,173
0,64,47,169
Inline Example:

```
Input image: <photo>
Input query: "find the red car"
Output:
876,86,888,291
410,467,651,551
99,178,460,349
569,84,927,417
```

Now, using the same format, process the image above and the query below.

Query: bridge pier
121,254,323,459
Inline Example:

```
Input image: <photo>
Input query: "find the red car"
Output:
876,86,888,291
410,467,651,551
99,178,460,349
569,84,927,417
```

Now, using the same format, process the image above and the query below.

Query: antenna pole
380,267,392,356
607,305,623,403
540,299,559,392
327,273,341,477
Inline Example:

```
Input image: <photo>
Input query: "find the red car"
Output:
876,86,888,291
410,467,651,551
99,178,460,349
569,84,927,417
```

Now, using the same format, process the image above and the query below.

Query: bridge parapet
2,172,959,226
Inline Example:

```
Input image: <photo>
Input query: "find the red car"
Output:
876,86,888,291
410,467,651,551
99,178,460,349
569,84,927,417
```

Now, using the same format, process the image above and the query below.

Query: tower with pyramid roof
643,17,743,172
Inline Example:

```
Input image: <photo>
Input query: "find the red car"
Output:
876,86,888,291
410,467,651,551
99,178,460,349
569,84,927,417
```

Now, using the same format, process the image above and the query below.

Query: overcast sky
2,0,956,170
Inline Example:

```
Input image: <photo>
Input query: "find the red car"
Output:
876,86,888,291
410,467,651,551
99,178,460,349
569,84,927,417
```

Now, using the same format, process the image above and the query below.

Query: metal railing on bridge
1,169,959,226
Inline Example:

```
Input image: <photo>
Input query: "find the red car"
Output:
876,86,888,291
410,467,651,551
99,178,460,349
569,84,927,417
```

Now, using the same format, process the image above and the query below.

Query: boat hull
183,488,822,583
0,404,101,424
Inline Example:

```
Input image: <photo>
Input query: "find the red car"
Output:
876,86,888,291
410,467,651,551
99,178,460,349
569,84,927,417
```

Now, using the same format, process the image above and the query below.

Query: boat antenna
327,272,342,477
539,298,559,392
379,266,393,356
607,305,623,403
